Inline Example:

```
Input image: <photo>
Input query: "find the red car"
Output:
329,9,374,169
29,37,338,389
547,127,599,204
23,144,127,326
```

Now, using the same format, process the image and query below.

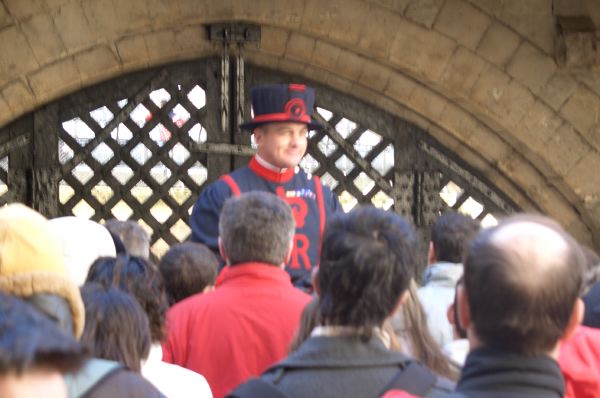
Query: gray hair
104,219,150,259
219,192,295,266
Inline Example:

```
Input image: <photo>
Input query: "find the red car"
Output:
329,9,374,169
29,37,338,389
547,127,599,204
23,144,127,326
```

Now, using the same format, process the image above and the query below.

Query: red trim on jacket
248,156,295,184
220,174,241,196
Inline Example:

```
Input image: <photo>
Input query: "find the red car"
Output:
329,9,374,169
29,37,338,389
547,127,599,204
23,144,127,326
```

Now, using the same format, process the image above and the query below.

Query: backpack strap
221,174,241,197
227,377,292,398
65,358,124,398
378,361,437,398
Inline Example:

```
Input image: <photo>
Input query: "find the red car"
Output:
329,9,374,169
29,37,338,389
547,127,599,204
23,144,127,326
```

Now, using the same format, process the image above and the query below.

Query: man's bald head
463,214,584,356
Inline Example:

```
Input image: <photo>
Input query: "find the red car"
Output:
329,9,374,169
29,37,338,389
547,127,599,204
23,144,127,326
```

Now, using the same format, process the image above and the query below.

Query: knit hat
48,216,116,287
0,204,85,338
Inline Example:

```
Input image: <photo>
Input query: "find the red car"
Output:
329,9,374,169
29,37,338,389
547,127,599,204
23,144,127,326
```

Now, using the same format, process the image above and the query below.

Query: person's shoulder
145,362,212,397
87,368,165,398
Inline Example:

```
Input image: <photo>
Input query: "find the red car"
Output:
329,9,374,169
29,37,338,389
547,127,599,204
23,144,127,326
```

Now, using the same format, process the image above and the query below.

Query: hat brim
240,119,323,132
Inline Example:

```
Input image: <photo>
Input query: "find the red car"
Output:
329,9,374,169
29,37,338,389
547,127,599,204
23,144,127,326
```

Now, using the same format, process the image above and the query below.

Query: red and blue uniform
190,156,340,290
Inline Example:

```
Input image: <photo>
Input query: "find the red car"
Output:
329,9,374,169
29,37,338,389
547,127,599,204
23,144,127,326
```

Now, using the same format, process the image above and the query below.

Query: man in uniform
190,84,340,290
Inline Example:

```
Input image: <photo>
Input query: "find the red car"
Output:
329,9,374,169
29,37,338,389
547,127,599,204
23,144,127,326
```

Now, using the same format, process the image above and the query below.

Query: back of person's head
318,207,417,338
430,212,480,264
80,283,150,373
0,204,85,339
159,242,218,305
48,216,116,286
0,292,85,374
103,219,150,260
85,255,168,342
463,214,584,356
219,191,295,266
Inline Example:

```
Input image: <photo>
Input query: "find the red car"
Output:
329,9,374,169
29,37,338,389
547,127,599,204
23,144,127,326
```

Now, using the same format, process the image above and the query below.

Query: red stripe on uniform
220,174,241,197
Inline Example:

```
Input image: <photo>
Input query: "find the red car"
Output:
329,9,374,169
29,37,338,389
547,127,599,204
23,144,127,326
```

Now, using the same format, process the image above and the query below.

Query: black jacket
450,347,565,398
230,335,454,398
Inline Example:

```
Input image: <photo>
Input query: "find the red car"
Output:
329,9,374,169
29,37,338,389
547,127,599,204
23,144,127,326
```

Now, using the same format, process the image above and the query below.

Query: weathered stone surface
389,19,457,82
53,2,96,53
544,123,592,177
0,2,13,29
404,0,445,28
384,72,418,103
334,49,365,81
285,32,316,63
476,22,520,66
434,0,491,49
560,85,600,135
2,80,35,115
357,6,403,58
439,47,487,98
0,26,39,83
116,35,149,69
358,60,391,92
73,46,120,83
21,13,66,65
260,26,289,56
28,57,81,103
565,151,600,198
407,86,447,121
506,41,556,94
539,72,578,111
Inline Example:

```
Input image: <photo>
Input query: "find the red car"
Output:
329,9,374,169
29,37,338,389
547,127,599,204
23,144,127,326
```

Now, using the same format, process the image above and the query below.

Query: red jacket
162,263,311,398
559,325,600,398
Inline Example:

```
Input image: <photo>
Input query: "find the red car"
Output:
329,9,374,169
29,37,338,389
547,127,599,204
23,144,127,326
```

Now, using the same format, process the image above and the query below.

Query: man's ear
561,298,584,342
282,241,294,268
457,284,471,331
427,241,437,265
218,237,229,265
253,127,264,146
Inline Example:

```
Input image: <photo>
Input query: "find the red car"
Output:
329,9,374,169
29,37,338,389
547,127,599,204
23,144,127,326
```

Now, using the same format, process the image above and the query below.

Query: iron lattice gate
0,59,517,260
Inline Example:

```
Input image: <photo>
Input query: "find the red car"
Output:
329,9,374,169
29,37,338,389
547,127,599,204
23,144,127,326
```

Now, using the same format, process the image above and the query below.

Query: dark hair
159,242,218,305
464,214,584,356
318,207,417,339
431,212,480,263
80,283,151,372
86,255,169,342
0,293,85,375
219,192,295,266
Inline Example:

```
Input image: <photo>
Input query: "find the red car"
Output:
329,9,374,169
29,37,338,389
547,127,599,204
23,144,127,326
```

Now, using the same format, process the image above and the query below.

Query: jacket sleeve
189,180,233,254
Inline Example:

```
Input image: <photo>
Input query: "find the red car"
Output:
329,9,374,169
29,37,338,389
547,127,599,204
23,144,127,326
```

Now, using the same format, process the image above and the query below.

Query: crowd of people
1,84,600,398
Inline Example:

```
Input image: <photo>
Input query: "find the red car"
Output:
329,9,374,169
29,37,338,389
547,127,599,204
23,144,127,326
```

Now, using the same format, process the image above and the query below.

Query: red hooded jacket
559,325,600,398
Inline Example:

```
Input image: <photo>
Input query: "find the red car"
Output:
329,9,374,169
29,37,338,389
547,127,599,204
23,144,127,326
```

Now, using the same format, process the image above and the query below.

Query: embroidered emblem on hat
284,98,307,120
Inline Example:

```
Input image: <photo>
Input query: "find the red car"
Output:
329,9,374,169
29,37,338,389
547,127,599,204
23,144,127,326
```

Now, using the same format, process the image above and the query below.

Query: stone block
334,49,365,81
0,93,13,125
584,124,600,153
560,85,600,135
174,25,212,55
326,0,370,45
2,80,35,115
235,0,303,29
277,58,307,78
516,100,563,152
54,2,97,53
476,22,520,66
470,64,511,115
439,47,487,98
0,26,39,84
404,0,445,28
357,7,404,58
260,26,289,56
506,41,556,94
434,0,491,49
145,30,181,63
565,151,600,198
3,0,46,19
116,35,149,69
311,40,341,71
407,86,448,121
28,57,81,103
539,72,578,111
285,32,316,63
384,72,417,102
301,0,334,38
389,20,456,82
544,123,591,177
324,72,354,94
74,46,120,83
21,13,65,65
495,80,536,128
0,2,12,29
358,60,392,92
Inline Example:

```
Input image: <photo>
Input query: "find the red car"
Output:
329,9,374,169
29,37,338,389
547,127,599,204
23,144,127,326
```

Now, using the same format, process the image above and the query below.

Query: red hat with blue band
239,84,324,132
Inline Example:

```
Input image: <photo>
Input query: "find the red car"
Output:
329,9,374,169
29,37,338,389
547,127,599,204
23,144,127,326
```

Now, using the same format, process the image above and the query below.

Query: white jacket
142,344,212,398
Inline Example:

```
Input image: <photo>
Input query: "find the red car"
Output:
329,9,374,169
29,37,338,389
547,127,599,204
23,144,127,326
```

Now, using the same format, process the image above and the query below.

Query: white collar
142,343,163,368
311,326,391,349
255,154,289,173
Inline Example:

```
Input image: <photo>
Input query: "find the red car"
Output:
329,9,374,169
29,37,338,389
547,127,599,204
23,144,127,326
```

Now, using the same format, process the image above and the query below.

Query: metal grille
0,59,519,261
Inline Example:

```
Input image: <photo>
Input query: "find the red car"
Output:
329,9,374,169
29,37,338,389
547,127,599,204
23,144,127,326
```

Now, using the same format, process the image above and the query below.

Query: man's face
254,122,308,169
